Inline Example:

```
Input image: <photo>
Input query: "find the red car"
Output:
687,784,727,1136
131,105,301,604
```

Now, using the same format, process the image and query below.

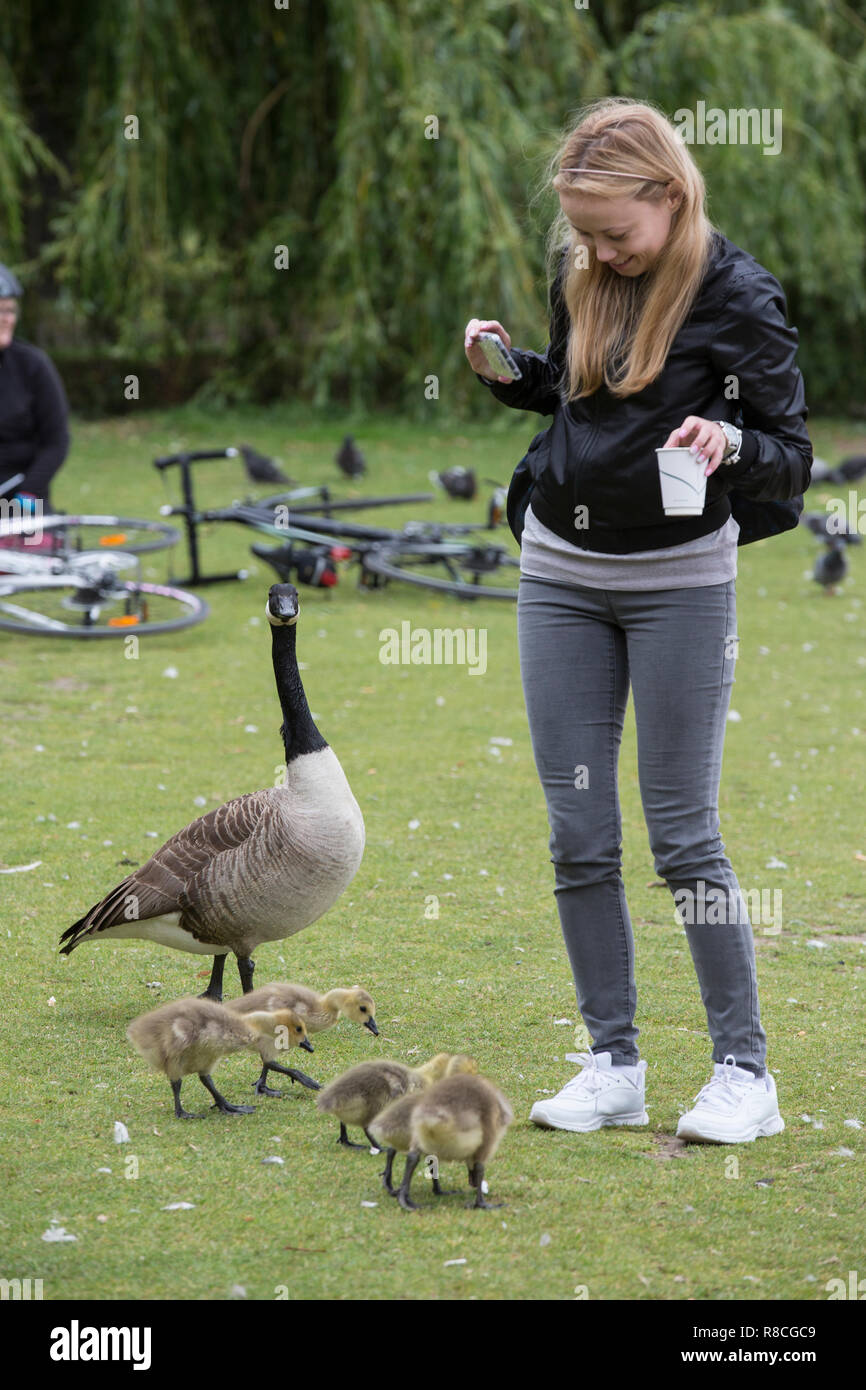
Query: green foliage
1,1,865,410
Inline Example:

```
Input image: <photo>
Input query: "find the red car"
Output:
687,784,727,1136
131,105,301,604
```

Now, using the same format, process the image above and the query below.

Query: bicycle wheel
0,514,180,555
0,576,209,637
361,541,520,600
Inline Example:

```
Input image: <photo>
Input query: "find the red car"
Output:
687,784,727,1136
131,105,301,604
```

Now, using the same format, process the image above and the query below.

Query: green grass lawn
1,404,864,1302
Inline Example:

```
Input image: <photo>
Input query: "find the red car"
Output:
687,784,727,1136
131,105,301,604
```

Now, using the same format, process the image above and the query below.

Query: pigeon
240,444,292,486
835,454,866,484
813,540,848,593
807,454,866,489
336,436,367,478
800,512,862,545
432,466,477,500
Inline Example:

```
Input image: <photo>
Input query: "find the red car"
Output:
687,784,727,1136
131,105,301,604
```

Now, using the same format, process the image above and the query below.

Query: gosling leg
338,1122,368,1150
381,1148,398,1194
170,1078,205,1120
364,1127,381,1152
237,955,255,993
198,1072,255,1115
198,954,226,1002
264,1061,321,1092
253,1065,284,1098
468,1161,502,1210
398,1151,421,1212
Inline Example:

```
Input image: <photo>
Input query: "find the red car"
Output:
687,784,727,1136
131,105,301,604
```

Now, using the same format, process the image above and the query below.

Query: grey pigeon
435,466,477,500
807,453,866,489
800,512,862,545
336,436,367,478
835,454,866,484
240,444,292,486
813,540,848,593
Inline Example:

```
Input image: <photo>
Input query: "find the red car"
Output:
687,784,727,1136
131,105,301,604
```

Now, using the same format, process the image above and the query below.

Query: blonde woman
465,99,811,1143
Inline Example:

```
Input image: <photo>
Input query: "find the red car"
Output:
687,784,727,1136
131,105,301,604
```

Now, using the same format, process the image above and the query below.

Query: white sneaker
676,1054,785,1143
530,1051,649,1132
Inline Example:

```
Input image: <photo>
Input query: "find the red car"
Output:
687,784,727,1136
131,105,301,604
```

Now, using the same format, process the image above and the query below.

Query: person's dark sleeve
19,350,70,500
474,248,570,416
708,269,812,500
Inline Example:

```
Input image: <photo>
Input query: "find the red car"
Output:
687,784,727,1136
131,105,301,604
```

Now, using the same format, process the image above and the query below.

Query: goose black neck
271,622,328,764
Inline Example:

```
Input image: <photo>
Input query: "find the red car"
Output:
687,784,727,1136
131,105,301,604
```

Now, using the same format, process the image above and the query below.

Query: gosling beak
364,1018,379,1036
300,1037,315,1053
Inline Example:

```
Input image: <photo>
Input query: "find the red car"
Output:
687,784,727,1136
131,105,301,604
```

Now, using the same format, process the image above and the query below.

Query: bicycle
0,513,208,637
155,450,520,600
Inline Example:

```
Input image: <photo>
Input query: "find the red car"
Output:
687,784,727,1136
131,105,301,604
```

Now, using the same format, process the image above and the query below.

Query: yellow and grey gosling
316,1054,476,1151
385,1073,513,1212
368,1056,478,1196
126,996,318,1119
226,982,377,1095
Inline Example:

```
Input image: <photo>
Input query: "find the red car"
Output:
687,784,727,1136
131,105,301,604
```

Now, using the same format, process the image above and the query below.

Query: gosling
227,982,377,1096
126,996,318,1119
389,1073,513,1212
317,1053,475,1150
368,1055,478,1196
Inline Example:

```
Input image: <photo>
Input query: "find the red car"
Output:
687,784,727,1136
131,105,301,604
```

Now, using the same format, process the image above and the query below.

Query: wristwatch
715,420,743,465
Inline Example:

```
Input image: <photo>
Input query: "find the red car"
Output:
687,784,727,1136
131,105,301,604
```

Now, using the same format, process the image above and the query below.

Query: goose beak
300,1037,315,1053
267,584,299,624
364,1018,380,1036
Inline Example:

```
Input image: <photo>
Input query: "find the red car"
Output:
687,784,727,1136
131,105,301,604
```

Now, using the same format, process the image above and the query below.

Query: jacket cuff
724,427,759,475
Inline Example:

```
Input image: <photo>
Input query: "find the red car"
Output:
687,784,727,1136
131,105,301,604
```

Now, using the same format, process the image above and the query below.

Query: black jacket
0,337,70,503
476,229,812,552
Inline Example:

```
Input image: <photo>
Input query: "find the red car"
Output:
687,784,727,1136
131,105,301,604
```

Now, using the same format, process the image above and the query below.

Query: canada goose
226,982,378,1096
59,584,365,999
368,1056,478,1196
391,1073,513,1212
126,996,318,1118
316,1053,473,1150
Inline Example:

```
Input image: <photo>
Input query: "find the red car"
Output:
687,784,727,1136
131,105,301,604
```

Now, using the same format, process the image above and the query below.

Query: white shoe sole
676,1114,785,1144
530,1106,649,1133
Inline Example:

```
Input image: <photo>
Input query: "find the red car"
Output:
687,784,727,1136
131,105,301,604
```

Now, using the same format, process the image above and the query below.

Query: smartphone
477,331,523,382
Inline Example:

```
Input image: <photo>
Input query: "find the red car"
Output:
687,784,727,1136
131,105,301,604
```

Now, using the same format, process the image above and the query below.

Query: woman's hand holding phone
464,318,516,382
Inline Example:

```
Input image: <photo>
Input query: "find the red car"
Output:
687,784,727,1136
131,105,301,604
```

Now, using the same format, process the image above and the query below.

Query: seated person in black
0,263,70,515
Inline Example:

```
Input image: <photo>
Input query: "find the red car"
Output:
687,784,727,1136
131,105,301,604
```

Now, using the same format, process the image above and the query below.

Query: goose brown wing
59,790,276,951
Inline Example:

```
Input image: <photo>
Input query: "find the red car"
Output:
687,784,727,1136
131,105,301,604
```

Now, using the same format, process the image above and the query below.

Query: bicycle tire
361,541,519,600
0,577,209,637
0,514,180,555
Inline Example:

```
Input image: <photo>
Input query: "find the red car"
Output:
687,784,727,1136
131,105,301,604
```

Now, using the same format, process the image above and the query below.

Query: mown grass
0,404,864,1302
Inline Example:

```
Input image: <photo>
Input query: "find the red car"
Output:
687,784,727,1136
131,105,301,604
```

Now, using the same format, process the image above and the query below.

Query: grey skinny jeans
517,573,767,1078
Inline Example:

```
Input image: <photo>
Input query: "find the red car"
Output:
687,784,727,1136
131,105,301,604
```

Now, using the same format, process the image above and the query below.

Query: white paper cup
656,446,707,516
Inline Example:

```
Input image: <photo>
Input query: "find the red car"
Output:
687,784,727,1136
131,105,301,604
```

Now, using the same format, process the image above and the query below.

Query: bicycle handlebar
153,448,239,471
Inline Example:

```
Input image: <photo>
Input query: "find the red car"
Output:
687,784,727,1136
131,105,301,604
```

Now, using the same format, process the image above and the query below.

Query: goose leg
468,1162,502,1210
263,1061,321,1091
171,1078,205,1120
237,955,255,993
198,954,226,1002
364,1127,382,1152
381,1148,398,1194
198,1072,255,1115
397,1150,421,1212
338,1122,367,1150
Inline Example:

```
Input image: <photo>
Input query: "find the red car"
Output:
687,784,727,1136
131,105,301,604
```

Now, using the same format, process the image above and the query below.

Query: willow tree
0,0,863,413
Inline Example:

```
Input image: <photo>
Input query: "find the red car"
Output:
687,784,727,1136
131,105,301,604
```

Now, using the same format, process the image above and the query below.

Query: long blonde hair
541,97,718,400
